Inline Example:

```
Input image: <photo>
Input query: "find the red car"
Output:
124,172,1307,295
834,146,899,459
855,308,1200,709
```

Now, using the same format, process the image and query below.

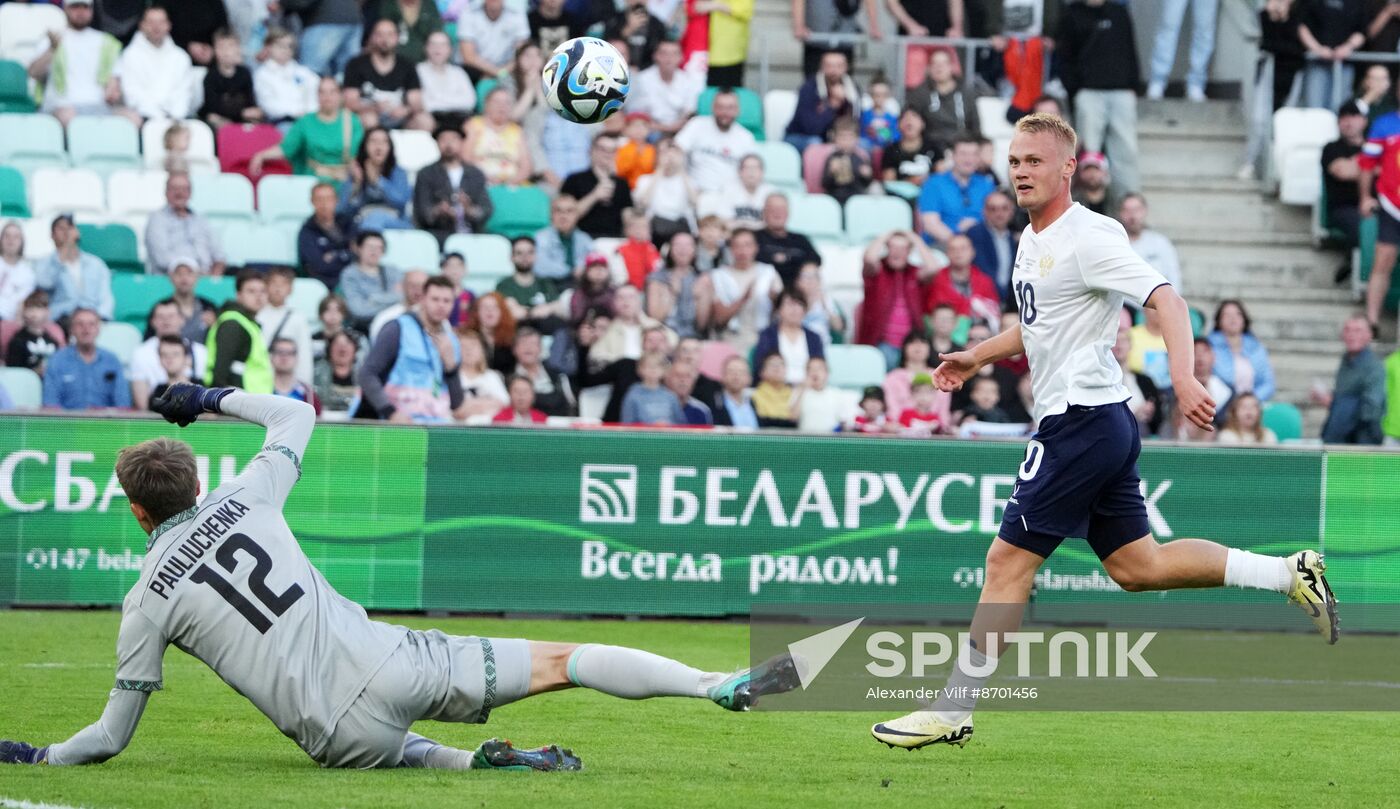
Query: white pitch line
1,797,99,809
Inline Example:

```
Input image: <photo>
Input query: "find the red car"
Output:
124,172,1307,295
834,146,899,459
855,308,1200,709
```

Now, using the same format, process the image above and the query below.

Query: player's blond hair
1014,112,1078,159
116,437,198,525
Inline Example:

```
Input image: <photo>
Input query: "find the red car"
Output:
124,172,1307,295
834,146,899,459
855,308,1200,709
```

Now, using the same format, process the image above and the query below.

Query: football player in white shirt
871,114,1338,752
0,386,799,770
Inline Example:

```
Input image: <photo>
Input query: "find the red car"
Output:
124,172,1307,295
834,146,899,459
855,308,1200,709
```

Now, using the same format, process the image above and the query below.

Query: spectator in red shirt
493,373,549,424
858,229,939,369
925,234,1001,329
897,372,947,435
618,208,662,288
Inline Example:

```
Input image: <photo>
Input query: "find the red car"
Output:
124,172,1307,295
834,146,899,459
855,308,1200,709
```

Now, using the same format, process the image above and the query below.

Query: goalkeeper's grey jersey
112,394,408,760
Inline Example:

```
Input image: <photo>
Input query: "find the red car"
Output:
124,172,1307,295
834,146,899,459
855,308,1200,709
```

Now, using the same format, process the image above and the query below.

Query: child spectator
860,76,900,152
254,28,320,128
898,373,947,435
847,385,893,434
616,113,658,190
200,28,261,130
695,215,729,272
148,335,193,408
752,351,796,428
493,373,549,424
929,302,960,356
1219,392,1279,445
439,252,475,327
454,328,509,420
162,123,192,174
4,291,63,375
622,351,686,424
960,375,1012,426
792,356,843,433
822,117,875,206
618,209,662,289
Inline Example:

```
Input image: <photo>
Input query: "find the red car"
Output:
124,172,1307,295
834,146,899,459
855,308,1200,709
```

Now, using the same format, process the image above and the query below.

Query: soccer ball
542,37,630,125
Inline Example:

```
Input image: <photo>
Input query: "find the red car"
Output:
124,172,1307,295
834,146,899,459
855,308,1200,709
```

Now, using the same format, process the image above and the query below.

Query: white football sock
931,643,992,724
1224,548,1292,593
401,733,474,770
567,643,724,699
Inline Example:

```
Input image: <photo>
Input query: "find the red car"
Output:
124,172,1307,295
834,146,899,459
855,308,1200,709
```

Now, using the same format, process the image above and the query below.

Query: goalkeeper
1,386,798,772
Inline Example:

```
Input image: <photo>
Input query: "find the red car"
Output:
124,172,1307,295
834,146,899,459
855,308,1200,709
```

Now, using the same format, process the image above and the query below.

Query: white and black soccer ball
542,37,630,125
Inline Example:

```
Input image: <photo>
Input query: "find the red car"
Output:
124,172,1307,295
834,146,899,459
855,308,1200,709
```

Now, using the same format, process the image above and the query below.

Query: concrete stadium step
1139,133,1249,179
1174,244,1342,289
1187,282,1356,305
1148,197,1310,233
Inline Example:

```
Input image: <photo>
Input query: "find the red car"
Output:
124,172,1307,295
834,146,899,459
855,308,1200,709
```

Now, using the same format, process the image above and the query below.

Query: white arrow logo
786,618,865,690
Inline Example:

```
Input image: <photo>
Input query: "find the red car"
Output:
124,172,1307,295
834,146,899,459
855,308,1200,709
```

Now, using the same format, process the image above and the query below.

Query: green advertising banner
0,414,1391,621
0,416,425,610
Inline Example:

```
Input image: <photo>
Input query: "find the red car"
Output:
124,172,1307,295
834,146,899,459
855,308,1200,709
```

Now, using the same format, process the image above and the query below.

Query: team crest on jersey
1038,255,1055,277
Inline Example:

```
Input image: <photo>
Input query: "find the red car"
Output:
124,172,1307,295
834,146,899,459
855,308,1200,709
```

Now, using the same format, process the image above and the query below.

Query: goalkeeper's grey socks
1224,548,1292,593
566,644,726,699
931,642,992,724
402,732,473,770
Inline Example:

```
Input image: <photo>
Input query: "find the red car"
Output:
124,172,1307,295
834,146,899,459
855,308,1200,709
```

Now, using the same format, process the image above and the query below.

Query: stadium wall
1,416,1396,625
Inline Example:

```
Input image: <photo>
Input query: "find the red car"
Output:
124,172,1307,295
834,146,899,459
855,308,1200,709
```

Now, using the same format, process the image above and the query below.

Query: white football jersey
1010,203,1170,423
112,394,408,762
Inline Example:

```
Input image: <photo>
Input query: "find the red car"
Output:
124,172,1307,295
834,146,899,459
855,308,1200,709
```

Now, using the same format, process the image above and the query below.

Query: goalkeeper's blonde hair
116,437,198,526
1015,112,1078,159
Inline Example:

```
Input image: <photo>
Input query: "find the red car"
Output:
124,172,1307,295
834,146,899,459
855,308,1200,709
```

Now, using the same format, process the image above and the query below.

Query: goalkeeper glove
150,383,235,427
0,740,48,765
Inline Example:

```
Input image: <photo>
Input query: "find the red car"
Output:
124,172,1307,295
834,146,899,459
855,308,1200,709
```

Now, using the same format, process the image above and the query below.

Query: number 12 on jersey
190,533,305,634
1015,281,1037,325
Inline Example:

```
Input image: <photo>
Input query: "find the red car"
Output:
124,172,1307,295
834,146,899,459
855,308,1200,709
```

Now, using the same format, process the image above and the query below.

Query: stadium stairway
1139,98,1356,436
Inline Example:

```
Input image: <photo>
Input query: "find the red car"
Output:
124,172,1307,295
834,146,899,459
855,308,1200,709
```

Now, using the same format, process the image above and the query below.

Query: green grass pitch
2,610,1397,808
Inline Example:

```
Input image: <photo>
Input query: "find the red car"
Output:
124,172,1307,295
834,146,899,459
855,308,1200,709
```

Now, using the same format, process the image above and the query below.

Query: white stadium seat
107,169,170,217
191,172,256,224
19,217,52,260
289,278,330,329
825,344,887,390
763,90,798,143
96,322,144,370
817,242,863,291
443,233,512,282
258,174,319,225
0,366,42,410
750,141,803,191
30,167,105,219
389,129,441,174
976,96,1013,139
383,228,441,270
1279,148,1323,207
844,195,913,245
222,221,298,266
1271,108,1337,187
0,3,64,63
788,193,845,243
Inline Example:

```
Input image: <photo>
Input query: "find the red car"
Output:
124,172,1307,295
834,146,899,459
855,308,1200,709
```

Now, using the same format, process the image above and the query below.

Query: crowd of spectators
1,0,1397,445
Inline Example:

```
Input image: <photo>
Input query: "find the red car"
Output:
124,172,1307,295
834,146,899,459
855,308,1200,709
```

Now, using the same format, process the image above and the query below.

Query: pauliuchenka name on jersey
148,499,251,600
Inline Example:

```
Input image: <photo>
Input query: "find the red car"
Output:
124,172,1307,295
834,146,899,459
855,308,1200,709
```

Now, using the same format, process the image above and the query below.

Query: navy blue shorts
998,401,1151,561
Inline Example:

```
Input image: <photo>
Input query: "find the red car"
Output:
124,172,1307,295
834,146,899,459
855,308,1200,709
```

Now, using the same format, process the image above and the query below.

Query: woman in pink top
883,331,950,426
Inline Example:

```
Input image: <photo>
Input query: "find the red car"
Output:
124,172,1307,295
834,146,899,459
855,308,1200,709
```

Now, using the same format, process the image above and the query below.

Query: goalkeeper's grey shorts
316,629,532,768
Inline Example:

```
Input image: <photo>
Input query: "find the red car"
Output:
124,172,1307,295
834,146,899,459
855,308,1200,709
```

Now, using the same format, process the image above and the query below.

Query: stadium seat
1356,215,1400,312
222,221,299,267
107,169,169,217
19,218,52,259
976,96,1013,139
443,233,512,281
1262,401,1303,442
96,321,144,368
0,3,64,63
990,136,1011,185
817,242,864,290
475,77,499,110
389,129,440,174
788,193,845,243
800,142,835,194
257,174,318,225
577,384,611,421
1278,148,1322,207
763,89,797,143
288,278,330,328
750,141,802,191
67,115,142,175
111,274,174,330
844,195,913,244
196,275,236,306
383,229,441,270
0,166,28,216
0,112,68,174
697,86,764,140
0,366,42,409
0,60,35,113
191,173,257,225
485,185,550,238
216,123,291,179
141,118,218,173
825,344,886,390
698,340,739,380
1270,108,1336,187
78,223,141,273
30,167,105,219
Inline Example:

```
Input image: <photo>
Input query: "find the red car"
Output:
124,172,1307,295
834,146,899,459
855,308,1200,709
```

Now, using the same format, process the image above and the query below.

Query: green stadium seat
476,77,499,112
788,193,845,243
78,223,142,273
0,166,28,217
749,141,802,191
844,195,913,245
485,185,550,238
697,86,764,141
1356,215,1400,313
196,275,236,306
825,344,887,390
111,274,174,330
1189,306,1206,338
0,60,35,113
67,115,142,175
1262,401,1303,442
0,112,68,174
